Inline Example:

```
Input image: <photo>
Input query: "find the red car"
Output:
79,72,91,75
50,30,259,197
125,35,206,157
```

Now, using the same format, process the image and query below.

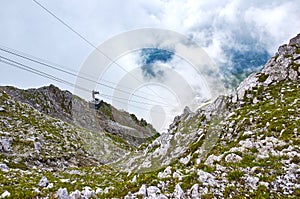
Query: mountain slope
0,33,299,198
0,85,158,147
108,33,300,198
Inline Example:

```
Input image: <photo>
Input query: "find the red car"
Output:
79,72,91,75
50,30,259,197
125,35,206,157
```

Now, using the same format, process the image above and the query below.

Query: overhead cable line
32,0,174,106
0,46,172,107
0,55,176,115
0,44,161,98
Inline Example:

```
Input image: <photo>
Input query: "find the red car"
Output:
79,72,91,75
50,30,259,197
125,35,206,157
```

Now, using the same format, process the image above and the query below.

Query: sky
0,0,300,132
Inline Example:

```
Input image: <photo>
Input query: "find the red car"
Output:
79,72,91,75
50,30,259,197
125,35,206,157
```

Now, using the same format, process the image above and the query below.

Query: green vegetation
227,170,244,181
257,73,269,82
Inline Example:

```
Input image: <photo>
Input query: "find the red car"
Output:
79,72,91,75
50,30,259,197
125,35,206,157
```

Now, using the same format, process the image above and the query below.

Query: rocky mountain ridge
0,33,299,198
0,84,158,147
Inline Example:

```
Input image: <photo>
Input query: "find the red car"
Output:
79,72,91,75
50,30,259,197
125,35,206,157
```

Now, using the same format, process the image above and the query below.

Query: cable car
89,90,103,110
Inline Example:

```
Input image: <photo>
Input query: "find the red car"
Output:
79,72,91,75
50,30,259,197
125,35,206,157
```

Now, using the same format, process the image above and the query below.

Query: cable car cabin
89,90,102,110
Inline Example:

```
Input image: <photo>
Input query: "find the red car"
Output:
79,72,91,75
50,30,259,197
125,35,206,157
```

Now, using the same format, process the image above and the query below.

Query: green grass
227,170,244,181
257,73,269,83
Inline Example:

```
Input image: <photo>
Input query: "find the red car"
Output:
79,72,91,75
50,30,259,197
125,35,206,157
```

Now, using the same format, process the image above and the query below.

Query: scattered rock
95,188,103,195
158,166,172,179
34,141,42,154
239,139,253,149
0,139,12,152
38,176,49,188
179,154,191,165
225,153,242,163
173,171,183,180
197,170,216,186
55,188,69,199
243,131,254,136
137,184,147,197
69,190,81,199
173,183,184,198
205,154,222,166
0,163,9,172
60,179,70,183
46,183,54,189
147,186,161,197
131,175,137,183
81,186,95,198
65,170,85,175
190,184,199,199
0,191,10,198
245,176,259,190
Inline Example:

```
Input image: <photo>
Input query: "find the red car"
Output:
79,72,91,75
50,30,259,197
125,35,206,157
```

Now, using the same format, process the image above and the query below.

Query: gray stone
34,142,42,153
289,33,300,47
158,166,172,179
190,184,199,199
69,190,81,199
38,176,49,188
95,188,103,195
225,153,242,163
245,176,259,190
236,73,258,100
0,139,12,152
179,154,191,165
173,171,183,180
158,194,168,199
173,183,184,198
205,154,222,166
131,175,137,183
81,186,95,198
0,163,9,172
55,188,69,199
239,139,253,149
289,68,298,81
197,170,216,186
137,184,147,197
147,186,161,197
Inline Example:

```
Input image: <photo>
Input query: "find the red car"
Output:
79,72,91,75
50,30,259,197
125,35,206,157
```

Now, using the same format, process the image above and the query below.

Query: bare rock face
0,139,12,152
233,33,300,103
0,84,158,147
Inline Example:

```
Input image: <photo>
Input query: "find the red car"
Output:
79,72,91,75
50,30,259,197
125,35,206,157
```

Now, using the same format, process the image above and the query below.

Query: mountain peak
289,33,300,47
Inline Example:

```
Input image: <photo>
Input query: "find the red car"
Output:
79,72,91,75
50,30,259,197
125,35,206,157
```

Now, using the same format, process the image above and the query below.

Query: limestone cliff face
233,33,300,103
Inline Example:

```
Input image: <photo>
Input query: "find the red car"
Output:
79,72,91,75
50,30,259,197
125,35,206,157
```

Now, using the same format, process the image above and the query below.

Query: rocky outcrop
233,33,300,103
0,84,158,147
